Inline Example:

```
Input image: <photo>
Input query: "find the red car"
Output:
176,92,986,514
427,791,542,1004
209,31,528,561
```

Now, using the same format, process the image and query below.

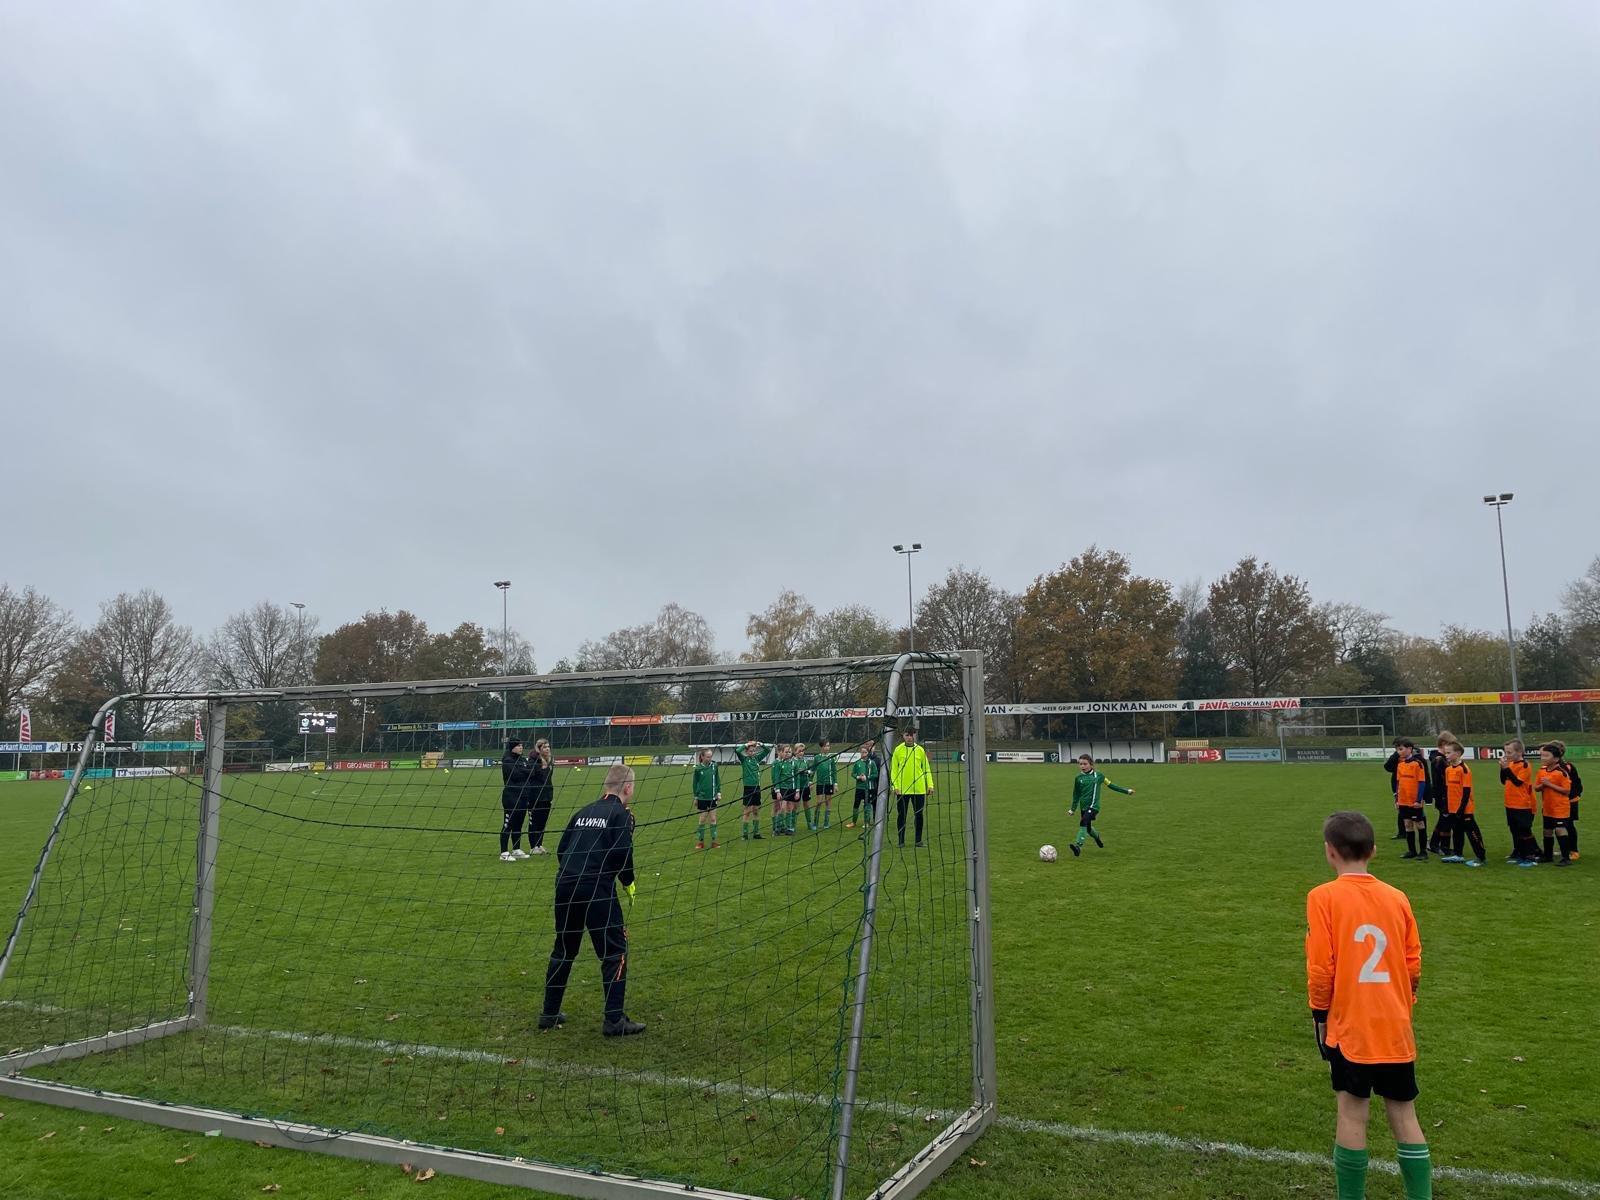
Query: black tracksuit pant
501,794,530,852
1505,808,1539,860
544,874,628,1021
896,793,927,845
527,787,554,849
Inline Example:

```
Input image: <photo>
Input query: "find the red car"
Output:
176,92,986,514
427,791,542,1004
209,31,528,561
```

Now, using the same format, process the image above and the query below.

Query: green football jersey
814,755,837,786
692,761,719,801
1070,769,1132,813
794,753,814,785
733,744,769,787
772,757,796,789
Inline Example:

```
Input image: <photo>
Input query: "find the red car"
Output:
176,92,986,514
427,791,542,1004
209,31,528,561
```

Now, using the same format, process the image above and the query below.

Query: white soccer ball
1039,844,1058,863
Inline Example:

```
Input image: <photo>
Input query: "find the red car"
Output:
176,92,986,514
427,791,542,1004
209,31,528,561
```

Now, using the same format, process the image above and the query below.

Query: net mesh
0,657,980,1200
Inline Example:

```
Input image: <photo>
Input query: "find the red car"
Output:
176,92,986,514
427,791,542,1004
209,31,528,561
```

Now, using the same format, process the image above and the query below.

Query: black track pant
896,793,926,845
1427,803,1448,852
1571,800,1580,853
527,789,554,849
501,796,530,852
1505,808,1539,860
1451,812,1487,862
850,787,876,823
544,876,628,1021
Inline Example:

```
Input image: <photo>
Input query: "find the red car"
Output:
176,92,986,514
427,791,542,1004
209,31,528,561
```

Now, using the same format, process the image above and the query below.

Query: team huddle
1386,734,1581,868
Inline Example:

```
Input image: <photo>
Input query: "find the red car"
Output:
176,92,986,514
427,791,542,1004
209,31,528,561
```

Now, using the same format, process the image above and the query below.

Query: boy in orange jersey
1306,811,1432,1200
1438,741,1486,867
1393,740,1431,861
1498,740,1540,866
1534,743,1575,867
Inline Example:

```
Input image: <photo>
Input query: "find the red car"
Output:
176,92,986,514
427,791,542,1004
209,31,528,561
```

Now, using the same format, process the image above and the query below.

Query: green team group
689,731,942,848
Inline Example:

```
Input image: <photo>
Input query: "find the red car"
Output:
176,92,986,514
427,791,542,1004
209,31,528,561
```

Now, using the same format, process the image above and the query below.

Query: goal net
0,653,994,1200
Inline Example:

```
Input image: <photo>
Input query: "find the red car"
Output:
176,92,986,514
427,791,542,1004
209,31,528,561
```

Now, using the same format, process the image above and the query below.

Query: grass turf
1,762,1596,1200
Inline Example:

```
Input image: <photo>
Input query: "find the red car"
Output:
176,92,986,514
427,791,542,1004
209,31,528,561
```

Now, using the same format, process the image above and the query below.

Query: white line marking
214,1025,1599,1197
9,1012,1595,1197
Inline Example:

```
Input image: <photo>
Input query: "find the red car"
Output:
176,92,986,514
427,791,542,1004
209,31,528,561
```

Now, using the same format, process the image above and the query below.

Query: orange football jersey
1445,762,1473,815
1306,873,1421,1064
1501,759,1534,811
1536,767,1571,819
1394,758,1428,807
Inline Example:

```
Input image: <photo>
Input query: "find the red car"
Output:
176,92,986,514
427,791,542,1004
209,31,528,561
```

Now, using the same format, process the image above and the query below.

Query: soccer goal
0,652,995,1200
1277,723,1389,755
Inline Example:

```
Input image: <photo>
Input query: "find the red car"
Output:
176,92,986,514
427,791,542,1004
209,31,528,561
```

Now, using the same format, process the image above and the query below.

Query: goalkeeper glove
623,882,637,904
1312,1010,1331,1061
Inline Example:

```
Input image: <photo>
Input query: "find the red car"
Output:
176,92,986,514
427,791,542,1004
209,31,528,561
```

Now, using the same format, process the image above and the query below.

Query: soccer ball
1039,845,1058,863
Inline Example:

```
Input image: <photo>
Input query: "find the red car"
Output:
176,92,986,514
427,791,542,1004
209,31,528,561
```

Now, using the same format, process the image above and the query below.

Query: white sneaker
499,851,516,862
511,848,530,860
530,845,549,855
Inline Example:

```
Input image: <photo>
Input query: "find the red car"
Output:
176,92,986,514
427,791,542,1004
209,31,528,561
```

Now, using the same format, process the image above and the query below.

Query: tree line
3,551,1598,745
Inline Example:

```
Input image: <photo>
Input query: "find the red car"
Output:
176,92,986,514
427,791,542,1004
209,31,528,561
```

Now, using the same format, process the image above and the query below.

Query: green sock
710,826,718,843
823,810,830,828
1333,1143,1368,1200
1073,828,1088,848
1396,1143,1431,1200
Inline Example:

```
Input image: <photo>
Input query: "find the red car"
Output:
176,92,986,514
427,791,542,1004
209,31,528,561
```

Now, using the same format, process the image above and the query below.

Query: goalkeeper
1068,753,1135,857
539,765,645,1037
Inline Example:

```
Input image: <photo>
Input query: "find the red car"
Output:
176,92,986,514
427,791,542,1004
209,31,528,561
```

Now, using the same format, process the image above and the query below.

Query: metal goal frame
0,651,996,1200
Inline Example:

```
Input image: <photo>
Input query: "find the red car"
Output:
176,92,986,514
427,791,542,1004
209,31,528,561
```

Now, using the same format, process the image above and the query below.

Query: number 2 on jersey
1354,924,1390,984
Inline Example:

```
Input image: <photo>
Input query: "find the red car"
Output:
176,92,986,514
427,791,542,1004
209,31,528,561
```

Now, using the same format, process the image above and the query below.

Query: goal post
0,653,995,1200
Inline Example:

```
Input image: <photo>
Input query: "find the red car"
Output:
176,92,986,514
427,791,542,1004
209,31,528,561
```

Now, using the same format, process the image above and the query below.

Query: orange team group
1386,734,1580,868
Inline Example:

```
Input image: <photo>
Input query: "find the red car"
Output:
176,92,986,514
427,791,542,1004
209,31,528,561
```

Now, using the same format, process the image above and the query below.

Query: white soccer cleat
511,848,530,860
499,851,516,862
530,845,549,855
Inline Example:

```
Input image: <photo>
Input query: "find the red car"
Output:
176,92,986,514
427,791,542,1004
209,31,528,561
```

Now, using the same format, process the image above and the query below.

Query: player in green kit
771,744,798,836
732,738,770,840
794,742,816,831
813,739,837,829
1068,753,1135,857
847,740,879,828
692,748,721,850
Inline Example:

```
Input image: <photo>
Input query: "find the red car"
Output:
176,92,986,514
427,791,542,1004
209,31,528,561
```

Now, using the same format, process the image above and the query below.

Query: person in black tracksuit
1384,739,1427,842
539,765,645,1036
525,738,556,853
500,739,536,859
1426,737,1452,855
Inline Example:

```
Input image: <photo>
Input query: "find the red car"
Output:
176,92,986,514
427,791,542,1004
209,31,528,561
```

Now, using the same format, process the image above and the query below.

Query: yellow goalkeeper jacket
890,743,933,795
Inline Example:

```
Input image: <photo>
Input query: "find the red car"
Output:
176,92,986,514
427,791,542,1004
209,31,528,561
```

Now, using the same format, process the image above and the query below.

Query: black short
800,786,812,802
1078,809,1098,828
818,784,835,796
1327,1045,1418,1102
775,788,797,804
696,797,718,812
1543,814,1572,832
742,785,762,807
1398,805,1425,824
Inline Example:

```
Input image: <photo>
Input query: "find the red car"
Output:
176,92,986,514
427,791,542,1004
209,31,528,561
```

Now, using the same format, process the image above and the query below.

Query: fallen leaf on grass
503,1058,521,1067
967,1158,988,1168
524,1093,538,1102
384,1013,401,1022
175,1154,196,1165
1432,1120,1444,1129
923,1114,938,1123
401,1163,413,1176
381,1058,397,1067
103,1128,114,1133
38,1130,55,1141
254,1140,274,1149
494,1127,505,1136
744,1113,759,1123
415,1168,436,1183
1512,1056,1525,1063
262,1186,281,1194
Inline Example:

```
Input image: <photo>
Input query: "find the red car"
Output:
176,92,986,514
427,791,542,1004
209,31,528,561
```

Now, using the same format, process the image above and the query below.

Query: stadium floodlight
1481,494,1523,738
494,581,512,726
893,544,923,709
0,653,995,1200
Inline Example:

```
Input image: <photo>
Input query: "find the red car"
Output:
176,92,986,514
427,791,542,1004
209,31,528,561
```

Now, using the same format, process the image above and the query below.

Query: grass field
2,762,1596,1200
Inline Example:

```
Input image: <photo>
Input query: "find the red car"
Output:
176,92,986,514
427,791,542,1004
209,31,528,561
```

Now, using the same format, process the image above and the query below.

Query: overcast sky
3,1,1596,667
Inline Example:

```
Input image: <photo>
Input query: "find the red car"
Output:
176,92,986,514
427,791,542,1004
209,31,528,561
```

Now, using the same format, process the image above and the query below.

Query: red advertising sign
612,715,662,726
554,756,588,767
28,769,65,781
1168,749,1223,763
1505,689,1600,704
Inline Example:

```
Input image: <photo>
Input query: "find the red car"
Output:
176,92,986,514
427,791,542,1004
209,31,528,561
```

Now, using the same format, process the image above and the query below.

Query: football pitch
1,763,1596,1200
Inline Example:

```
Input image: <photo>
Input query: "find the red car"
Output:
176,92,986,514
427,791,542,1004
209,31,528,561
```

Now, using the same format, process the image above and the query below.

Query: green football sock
1396,1143,1431,1199
709,826,718,843
1333,1143,1368,1200
823,810,830,828
1073,828,1088,847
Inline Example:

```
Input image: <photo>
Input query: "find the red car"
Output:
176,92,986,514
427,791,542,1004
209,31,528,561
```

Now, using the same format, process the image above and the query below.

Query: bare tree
485,627,537,676
55,590,200,739
1317,601,1395,664
744,590,818,662
205,601,318,690
915,565,1022,700
0,584,76,723
1208,558,1334,696
1562,556,1600,670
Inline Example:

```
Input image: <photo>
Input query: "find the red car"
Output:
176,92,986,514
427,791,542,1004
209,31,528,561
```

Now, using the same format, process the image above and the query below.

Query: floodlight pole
494,581,512,728
893,544,922,710
291,602,308,759
1483,494,1523,740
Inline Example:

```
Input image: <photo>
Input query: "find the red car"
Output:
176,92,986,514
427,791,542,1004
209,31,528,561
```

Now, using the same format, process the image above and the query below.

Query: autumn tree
415,622,498,722
744,591,818,662
576,603,721,718
800,605,900,707
1016,547,1182,703
314,610,432,684
1561,556,1600,675
1207,558,1334,696
0,584,76,727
